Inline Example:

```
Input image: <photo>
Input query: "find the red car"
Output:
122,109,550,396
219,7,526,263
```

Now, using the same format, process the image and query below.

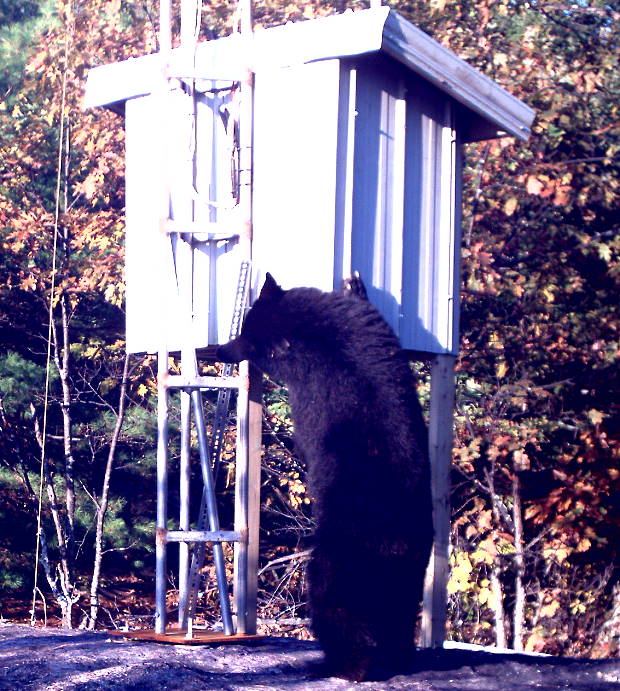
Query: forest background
0,0,618,657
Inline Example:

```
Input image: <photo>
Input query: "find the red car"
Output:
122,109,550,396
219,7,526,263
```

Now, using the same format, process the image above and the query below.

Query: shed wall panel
125,90,243,353
125,53,463,355
125,95,183,354
398,77,461,354
252,60,342,295
342,55,461,354
349,57,405,333
333,64,356,286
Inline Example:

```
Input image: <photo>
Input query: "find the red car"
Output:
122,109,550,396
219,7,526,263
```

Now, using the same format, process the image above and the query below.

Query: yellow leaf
478,510,493,531
504,197,518,216
583,72,599,92
472,545,495,565
544,546,569,563
539,600,560,618
588,409,604,426
542,287,555,303
576,537,591,553
524,504,542,520
525,630,546,653
513,449,530,471
553,182,572,206
478,586,491,605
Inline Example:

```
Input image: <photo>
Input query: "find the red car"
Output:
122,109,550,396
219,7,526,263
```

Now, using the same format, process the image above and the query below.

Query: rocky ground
1,623,619,690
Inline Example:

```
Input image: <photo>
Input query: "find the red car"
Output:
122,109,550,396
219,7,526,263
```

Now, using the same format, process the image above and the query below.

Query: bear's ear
342,271,368,301
260,272,284,300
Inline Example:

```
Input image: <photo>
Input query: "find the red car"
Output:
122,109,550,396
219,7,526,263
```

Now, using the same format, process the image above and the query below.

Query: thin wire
30,22,70,628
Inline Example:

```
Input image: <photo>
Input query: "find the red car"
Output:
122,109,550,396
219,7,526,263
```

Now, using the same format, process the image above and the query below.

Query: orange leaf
526,175,545,195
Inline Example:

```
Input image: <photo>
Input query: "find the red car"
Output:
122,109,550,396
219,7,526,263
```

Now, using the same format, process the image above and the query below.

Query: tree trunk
61,295,76,534
30,31,78,630
87,353,131,630
512,469,526,652
490,562,507,648
30,398,77,629
485,466,508,649
19,455,65,625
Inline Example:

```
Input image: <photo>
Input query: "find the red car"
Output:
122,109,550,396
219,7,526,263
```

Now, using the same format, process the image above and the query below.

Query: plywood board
108,629,264,645
252,59,342,295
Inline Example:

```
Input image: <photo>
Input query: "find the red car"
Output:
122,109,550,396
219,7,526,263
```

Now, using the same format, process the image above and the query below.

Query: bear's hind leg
311,604,376,682
309,547,377,681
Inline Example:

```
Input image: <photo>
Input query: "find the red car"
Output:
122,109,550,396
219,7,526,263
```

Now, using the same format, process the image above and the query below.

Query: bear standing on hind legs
217,273,433,682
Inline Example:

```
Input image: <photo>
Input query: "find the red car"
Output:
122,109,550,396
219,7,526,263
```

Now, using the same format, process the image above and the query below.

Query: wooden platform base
107,629,265,645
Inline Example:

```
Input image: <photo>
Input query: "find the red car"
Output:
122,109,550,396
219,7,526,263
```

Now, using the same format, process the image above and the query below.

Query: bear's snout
216,336,254,363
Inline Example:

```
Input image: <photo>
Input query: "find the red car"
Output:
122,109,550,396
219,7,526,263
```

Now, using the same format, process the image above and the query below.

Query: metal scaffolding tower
145,0,261,642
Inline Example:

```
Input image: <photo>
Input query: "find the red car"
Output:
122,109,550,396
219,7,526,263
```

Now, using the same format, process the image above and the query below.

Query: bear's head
216,273,291,367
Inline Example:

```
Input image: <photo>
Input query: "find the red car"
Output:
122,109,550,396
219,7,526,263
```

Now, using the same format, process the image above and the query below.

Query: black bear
217,273,433,681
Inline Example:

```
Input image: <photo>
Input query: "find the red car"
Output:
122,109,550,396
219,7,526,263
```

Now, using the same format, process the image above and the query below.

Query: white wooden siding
400,82,461,354
251,59,342,297
348,57,405,332
334,58,460,354
333,64,357,286
124,88,242,354
87,7,528,356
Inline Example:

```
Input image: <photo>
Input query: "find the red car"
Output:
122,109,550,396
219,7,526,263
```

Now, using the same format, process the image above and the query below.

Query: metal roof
85,7,534,140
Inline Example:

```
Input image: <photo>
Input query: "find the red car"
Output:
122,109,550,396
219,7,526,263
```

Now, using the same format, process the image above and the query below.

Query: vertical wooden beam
155,349,169,634
234,0,256,635
233,362,262,634
422,353,455,648
246,364,262,633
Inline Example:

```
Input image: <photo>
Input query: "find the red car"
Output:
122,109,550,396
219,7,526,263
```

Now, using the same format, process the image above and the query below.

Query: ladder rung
167,530,242,544
165,375,243,391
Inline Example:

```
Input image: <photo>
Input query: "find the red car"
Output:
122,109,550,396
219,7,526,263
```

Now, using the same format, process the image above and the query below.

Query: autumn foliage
0,0,618,654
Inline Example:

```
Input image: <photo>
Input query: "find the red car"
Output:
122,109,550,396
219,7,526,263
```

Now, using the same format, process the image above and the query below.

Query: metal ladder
157,257,252,637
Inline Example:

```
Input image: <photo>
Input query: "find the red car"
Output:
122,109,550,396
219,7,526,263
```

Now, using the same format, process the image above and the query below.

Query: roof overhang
85,7,534,141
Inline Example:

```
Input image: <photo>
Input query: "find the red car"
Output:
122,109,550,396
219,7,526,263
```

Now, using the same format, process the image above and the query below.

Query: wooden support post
155,349,169,634
233,362,262,634
421,353,455,648
246,363,262,633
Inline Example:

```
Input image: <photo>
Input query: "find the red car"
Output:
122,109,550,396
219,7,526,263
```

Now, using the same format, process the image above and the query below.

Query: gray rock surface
0,624,619,690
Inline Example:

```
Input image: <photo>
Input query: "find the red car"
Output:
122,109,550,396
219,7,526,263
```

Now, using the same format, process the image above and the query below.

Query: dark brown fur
217,274,433,681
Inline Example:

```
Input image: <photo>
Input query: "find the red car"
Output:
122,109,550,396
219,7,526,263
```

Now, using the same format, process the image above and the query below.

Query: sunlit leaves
0,0,617,642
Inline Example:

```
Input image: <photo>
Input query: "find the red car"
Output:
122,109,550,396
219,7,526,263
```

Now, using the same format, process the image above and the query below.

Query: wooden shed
85,6,534,356
85,4,534,645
